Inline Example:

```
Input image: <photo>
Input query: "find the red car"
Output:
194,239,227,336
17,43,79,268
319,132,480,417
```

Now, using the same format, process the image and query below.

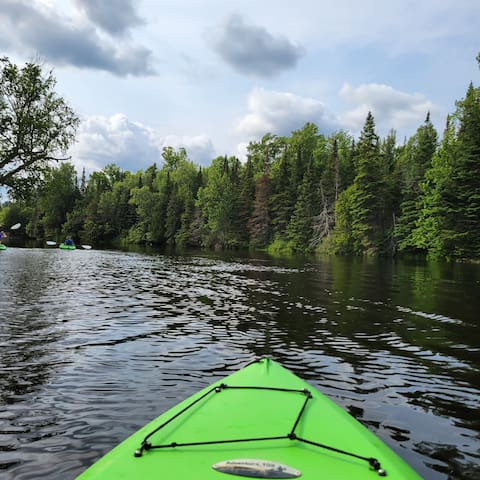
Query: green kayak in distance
59,243,76,250
0,244,6,250
76,358,421,480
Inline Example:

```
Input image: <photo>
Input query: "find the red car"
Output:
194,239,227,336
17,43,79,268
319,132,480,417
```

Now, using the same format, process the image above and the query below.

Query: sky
1,0,479,175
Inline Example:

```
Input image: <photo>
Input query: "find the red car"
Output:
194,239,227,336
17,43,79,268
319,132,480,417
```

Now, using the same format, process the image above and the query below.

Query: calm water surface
0,247,479,479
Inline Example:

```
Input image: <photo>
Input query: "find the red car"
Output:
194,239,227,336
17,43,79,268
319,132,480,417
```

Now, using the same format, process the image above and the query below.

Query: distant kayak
75,358,421,479
59,243,76,250
0,244,6,250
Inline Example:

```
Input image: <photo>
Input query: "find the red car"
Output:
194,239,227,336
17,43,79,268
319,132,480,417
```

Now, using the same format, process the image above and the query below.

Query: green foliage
247,133,285,175
0,201,32,231
33,163,80,239
329,112,384,255
395,114,438,251
452,83,480,257
289,123,320,189
329,184,356,254
248,174,271,247
129,185,162,243
235,157,255,245
411,83,480,259
266,237,294,256
197,156,241,248
0,57,79,198
287,161,318,252
269,153,294,240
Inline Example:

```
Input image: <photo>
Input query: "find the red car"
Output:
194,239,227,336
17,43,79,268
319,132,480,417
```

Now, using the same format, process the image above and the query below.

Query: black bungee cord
134,383,387,476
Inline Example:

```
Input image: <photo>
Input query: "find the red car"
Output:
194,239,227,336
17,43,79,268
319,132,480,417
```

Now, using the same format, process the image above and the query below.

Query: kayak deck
76,358,421,479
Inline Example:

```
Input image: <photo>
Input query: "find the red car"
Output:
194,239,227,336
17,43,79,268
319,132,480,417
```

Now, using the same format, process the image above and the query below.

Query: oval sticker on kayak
212,458,301,478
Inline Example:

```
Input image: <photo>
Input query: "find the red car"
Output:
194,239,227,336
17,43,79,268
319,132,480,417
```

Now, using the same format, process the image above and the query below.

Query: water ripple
0,249,478,479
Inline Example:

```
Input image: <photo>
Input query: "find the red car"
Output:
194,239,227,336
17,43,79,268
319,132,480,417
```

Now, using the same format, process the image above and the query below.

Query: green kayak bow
76,358,421,480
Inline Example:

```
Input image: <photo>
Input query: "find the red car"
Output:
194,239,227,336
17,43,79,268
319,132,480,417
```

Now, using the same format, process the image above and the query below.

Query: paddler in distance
64,235,75,246
0,225,7,244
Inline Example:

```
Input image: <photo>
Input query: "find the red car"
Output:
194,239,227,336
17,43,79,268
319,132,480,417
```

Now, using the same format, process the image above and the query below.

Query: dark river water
0,247,479,479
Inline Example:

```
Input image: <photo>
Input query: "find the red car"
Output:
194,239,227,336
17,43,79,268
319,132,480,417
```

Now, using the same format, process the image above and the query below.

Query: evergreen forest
1,81,480,261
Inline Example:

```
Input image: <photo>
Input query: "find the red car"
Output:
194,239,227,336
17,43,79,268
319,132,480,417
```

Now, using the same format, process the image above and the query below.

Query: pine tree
451,83,480,256
312,136,345,247
287,160,318,251
349,112,383,254
395,113,438,251
411,117,458,257
236,157,255,245
413,83,480,258
248,174,271,246
80,168,87,196
330,184,356,254
165,183,181,245
151,170,171,243
270,152,294,239
377,130,400,254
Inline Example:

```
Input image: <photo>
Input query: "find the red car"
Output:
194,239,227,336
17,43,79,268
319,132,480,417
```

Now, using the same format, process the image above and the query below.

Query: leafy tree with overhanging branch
0,57,79,199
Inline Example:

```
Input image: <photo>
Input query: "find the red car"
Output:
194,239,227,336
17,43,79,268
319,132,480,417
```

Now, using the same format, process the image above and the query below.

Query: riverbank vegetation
1,58,479,261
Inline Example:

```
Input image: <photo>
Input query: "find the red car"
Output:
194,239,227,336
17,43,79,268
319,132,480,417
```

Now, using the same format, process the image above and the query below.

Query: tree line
1,57,479,260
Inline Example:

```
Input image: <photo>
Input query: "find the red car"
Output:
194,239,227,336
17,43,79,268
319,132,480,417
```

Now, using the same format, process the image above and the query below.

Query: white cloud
71,114,161,173
70,114,216,174
234,142,249,162
233,84,438,146
339,83,436,133
236,87,339,139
